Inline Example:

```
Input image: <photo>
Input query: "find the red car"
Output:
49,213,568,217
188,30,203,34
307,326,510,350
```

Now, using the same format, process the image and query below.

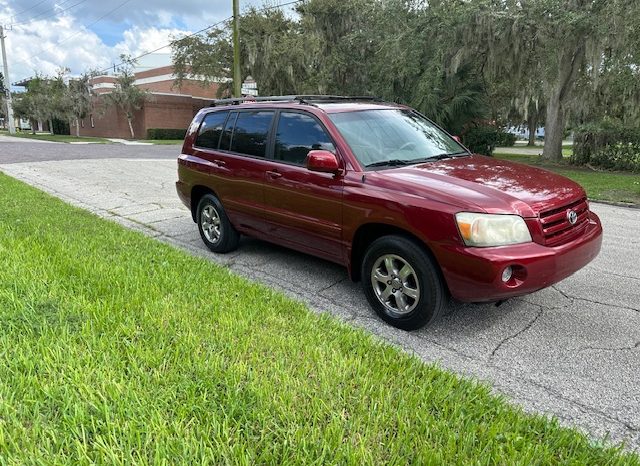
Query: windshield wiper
425,151,470,161
365,159,415,168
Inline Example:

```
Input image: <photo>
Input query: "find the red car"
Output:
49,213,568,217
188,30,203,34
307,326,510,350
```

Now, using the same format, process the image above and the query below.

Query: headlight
455,212,532,247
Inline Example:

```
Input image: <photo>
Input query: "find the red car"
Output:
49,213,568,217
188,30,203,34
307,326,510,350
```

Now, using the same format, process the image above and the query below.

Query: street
1,141,639,450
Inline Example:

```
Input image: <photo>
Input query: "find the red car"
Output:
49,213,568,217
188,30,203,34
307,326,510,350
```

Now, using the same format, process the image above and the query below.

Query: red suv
176,96,602,330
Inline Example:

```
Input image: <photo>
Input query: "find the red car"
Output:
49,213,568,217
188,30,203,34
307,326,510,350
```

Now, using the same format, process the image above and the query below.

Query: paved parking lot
1,141,639,450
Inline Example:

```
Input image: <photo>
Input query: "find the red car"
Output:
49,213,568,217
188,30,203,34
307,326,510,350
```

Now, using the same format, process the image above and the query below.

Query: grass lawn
496,153,640,205
142,139,184,145
0,173,637,464
0,130,111,144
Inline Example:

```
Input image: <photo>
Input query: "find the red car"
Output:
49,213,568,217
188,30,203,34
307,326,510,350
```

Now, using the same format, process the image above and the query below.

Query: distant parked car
176,96,602,330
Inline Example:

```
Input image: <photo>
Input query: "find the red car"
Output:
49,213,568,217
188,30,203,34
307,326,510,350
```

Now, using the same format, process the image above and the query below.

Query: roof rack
209,95,382,107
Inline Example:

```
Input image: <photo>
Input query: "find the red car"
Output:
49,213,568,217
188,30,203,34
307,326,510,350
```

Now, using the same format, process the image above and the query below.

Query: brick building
80,60,223,139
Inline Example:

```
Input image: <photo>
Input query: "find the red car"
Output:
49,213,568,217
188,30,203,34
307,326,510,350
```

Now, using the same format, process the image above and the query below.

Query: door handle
212,159,226,167
266,170,282,179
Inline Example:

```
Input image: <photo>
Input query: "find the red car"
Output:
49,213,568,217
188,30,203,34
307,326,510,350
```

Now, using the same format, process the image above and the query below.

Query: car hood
370,155,586,217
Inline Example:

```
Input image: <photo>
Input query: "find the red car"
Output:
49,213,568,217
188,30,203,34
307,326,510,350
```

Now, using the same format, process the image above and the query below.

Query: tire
196,194,240,253
361,235,446,330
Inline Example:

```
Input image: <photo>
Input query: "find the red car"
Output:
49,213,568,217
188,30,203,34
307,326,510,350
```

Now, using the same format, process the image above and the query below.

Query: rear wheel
362,235,446,330
196,194,239,253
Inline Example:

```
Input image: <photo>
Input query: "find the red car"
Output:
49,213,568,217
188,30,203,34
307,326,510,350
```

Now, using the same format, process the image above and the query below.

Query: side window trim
194,110,230,151
226,111,239,152
265,109,281,160
269,109,338,167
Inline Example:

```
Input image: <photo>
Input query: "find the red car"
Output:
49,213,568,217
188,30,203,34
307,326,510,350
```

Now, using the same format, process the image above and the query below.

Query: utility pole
0,25,16,134
232,0,241,97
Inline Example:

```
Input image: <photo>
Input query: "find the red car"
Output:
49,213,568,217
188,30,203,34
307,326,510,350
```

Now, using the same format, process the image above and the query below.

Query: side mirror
452,135,462,143
306,150,342,174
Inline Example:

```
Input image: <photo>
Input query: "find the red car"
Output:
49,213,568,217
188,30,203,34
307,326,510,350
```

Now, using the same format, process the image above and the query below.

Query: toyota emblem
567,210,578,225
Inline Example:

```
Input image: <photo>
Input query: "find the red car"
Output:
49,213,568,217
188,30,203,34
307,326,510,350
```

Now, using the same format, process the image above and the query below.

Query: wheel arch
349,223,446,288
190,185,219,222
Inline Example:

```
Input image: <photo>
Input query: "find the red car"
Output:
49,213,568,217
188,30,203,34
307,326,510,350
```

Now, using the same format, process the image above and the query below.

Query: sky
0,0,280,89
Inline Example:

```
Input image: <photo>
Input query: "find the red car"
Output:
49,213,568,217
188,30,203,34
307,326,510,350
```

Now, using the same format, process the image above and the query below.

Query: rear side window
274,112,335,165
228,111,274,157
195,111,228,149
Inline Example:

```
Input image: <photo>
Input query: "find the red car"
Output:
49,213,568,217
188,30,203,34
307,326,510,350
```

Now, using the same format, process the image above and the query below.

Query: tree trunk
542,92,565,161
527,115,537,146
127,117,135,139
75,119,80,137
542,40,585,162
49,119,54,135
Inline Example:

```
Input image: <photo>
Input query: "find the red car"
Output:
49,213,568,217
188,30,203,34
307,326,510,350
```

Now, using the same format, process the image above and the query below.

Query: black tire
361,235,446,330
196,194,240,253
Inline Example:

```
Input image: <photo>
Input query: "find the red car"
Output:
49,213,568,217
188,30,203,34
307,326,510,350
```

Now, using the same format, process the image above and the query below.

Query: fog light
501,266,513,283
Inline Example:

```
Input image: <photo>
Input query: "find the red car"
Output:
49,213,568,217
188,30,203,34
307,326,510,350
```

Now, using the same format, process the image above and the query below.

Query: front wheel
361,235,446,330
196,194,239,253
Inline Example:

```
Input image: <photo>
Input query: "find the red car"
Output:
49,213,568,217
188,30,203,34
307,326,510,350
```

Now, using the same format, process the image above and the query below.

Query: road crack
576,341,640,353
491,305,544,358
317,276,348,294
552,286,640,313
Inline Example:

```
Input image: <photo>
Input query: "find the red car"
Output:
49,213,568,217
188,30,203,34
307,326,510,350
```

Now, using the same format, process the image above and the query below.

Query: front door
263,111,344,263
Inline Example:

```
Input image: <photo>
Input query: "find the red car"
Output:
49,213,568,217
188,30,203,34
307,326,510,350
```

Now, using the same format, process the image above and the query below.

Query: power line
10,0,50,19
12,0,135,68
11,0,91,27
12,0,303,82
99,0,303,75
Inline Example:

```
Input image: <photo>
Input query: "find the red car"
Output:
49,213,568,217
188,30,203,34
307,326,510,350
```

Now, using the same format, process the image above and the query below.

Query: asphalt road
2,140,639,450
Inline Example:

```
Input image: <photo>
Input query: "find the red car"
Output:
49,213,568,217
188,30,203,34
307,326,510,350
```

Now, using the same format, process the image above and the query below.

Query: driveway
1,141,639,450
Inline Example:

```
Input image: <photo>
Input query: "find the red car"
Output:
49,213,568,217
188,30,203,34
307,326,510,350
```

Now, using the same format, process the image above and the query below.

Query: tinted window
274,112,335,165
220,112,237,151
229,111,274,157
196,111,228,149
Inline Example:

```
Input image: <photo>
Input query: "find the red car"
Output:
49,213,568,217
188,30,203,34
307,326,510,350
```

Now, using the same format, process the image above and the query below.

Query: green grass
0,173,637,464
142,139,184,145
0,130,111,144
496,153,640,205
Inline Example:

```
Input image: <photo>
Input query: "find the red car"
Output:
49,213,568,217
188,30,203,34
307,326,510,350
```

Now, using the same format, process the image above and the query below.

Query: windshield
329,109,468,169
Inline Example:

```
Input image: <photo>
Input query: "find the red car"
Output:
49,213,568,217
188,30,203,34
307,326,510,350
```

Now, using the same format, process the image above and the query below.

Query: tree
171,0,489,133
171,0,640,152
451,0,640,160
11,74,59,134
102,56,149,139
62,72,95,137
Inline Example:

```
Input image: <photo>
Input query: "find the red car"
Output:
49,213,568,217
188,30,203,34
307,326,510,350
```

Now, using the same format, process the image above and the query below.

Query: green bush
496,130,517,147
461,125,500,155
573,120,640,172
146,128,187,140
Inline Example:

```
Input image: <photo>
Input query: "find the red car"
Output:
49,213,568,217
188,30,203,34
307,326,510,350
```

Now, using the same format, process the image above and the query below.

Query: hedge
573,120,640,172
461,125,514,156
146,128,187,140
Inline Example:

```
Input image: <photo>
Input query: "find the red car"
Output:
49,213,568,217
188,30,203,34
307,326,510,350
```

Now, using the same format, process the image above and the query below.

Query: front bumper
439,211,603,302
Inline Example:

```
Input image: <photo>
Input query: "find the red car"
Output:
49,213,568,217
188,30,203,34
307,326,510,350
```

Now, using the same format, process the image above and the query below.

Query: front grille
539,197,589,246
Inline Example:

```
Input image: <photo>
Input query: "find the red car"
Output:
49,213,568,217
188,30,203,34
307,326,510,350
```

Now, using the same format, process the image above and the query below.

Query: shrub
461,125,500,155
496,130,517,147
573,120,640,172
146,128,187,140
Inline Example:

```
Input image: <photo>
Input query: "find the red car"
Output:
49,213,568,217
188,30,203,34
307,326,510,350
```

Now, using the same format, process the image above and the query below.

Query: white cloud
114,26,190,58
3,14,113,83
0,0,278,86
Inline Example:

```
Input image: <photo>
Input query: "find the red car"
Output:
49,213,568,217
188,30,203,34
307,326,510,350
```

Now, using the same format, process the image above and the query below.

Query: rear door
193,109,275,235
262,110,344,263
